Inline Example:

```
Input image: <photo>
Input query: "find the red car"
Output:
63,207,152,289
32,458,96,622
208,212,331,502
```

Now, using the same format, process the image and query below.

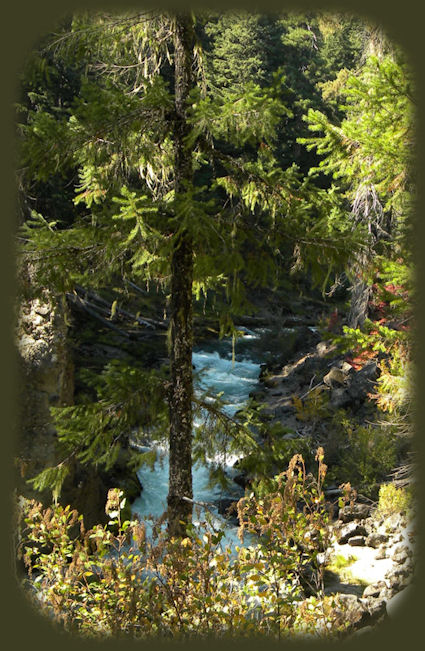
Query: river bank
128,319,417,634
237,322,417,635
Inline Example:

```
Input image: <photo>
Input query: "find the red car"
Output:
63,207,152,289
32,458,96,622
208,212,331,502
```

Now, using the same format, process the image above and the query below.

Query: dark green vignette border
1,0,423,649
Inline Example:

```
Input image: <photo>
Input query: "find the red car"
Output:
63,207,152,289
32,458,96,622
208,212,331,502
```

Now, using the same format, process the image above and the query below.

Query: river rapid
131,328,266,548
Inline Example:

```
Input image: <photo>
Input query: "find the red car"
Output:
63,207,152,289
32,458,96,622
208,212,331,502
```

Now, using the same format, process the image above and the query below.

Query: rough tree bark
347,270,371,329
167,13,195,537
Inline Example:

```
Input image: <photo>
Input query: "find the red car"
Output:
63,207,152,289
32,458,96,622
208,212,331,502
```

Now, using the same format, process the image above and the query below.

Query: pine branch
42,11,157,55
193,395,259,449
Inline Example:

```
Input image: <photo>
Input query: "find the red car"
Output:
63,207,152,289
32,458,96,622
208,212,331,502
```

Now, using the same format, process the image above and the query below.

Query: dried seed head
133,521,146,549
105,488,122,515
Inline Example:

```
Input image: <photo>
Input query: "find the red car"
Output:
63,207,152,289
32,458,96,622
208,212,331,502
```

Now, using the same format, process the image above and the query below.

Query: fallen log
74,284,167,329
67,292,131,338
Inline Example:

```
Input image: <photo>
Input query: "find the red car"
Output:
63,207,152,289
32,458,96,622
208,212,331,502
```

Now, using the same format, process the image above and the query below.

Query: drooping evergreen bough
18,10,375,532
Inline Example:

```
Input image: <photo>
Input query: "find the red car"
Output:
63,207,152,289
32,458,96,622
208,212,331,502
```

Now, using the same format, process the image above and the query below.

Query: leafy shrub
325,553,360,585
326,415,397,498
341,425,396,495
292,387,330,424
376,483,411,517
237,431,315,493
16,453,352,640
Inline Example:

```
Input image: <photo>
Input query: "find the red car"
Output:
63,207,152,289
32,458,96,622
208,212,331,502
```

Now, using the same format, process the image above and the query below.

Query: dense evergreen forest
14,9,416,640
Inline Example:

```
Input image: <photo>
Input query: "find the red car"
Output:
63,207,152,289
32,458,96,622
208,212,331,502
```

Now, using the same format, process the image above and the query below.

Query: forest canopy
14,8,416,641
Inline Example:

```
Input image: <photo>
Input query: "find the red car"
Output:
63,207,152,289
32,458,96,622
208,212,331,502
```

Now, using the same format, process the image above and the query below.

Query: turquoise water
131,329,262,548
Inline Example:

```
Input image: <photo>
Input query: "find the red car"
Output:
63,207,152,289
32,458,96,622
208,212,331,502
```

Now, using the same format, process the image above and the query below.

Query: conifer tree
18,10,364,532
18,10,289,533
300,43,414,326
167,13,196,536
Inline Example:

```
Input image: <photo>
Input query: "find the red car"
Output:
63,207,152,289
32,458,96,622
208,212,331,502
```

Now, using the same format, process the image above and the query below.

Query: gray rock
316,551,331,566
340,361,354,374
391,546,409,564
400,532,416,554
339,503,370,522
399,556,414,573
384,546,394,559
348,536,366,546
33,314,46,326
347,360,379,404
34,303,51,317
316,341,332,357
364,597,387,622
363,581,386,599
335,594,370,629
323,366,347,387
338,521,368,544
391,565,412,581
367,532,389,548
378,586,393,602
329,387,351,409
374,546,387,560
383,570,407,593
275,404,296,417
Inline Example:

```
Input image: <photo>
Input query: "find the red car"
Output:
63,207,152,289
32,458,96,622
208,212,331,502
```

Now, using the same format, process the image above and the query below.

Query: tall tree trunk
167,13,195,537
347,241,378,329
347,266,371,329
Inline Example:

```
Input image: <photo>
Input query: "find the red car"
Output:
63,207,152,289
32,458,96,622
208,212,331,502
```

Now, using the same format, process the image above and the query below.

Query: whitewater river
131,328,264,548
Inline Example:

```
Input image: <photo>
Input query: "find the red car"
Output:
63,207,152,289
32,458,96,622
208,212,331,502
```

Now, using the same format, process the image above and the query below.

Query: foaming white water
131,447,246,549
131,334,261,548
193,350,259,416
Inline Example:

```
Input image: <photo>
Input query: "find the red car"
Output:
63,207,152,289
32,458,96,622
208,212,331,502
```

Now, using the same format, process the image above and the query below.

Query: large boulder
338,522,368,544
367,532,389,548
332,594,371,631
348,536,366,546
339,503,371,522
329,387,352,409
362,581,386,599
346,360,380,405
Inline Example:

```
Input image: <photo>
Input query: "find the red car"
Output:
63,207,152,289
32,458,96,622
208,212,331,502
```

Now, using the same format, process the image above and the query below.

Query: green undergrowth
325,554,358,585
16,451,356,640
376,483,412,518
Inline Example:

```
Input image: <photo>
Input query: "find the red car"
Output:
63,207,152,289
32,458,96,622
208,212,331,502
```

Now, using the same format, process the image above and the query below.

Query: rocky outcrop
337,521,368,544
15,272,142,528
257,341,380,421
245,325,416,637
16,285,74,503
339,503,371,522
326,502,417,637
